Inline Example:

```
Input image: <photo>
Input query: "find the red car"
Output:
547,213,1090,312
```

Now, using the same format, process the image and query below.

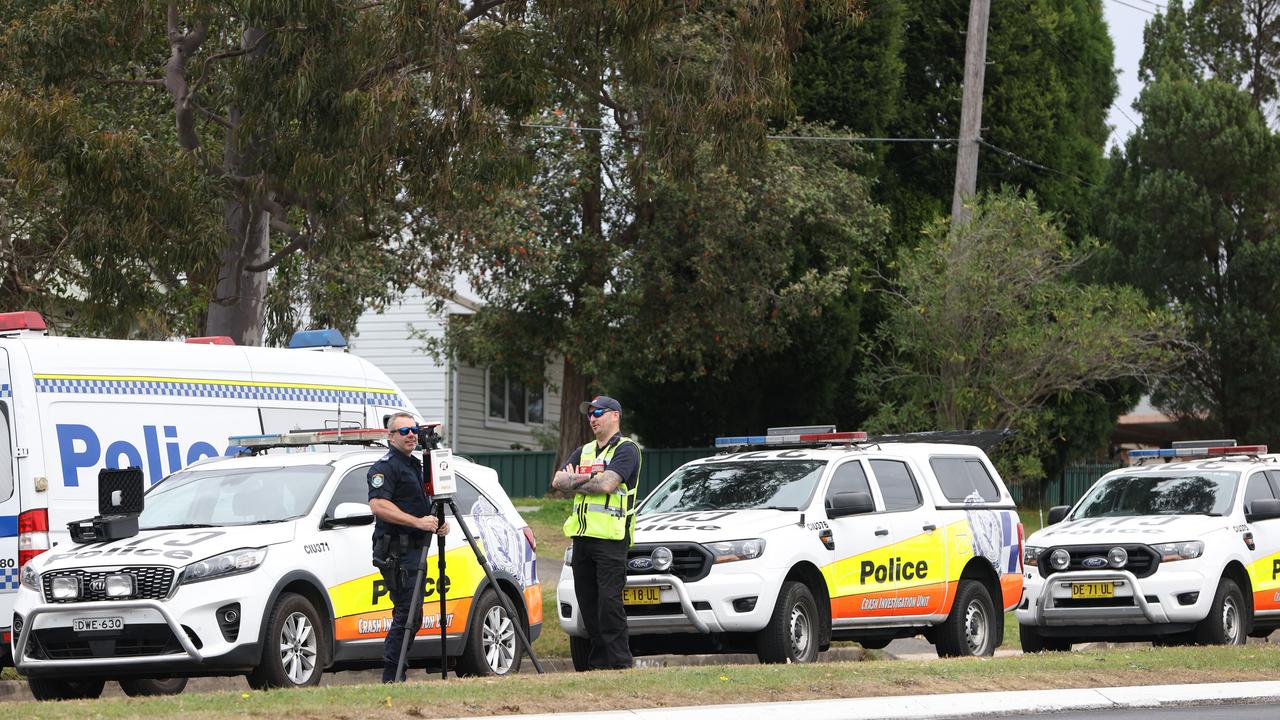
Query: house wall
452,355,564,454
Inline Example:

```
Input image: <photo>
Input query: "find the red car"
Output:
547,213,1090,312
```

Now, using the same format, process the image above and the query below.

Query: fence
462,447,718,500
463,448,1121,511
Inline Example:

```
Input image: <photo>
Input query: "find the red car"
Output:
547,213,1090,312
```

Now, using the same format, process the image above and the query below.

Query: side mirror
1247,498,1280,522
827,491,875,519
322,502,375,529
1046,506,1070,525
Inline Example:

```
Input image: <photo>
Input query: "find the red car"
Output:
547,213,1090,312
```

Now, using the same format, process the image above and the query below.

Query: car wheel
1194,577,1247,646
457,588,523,677
936,579,997,657
28,677,106,701
569,635,591,672
756,581,821,664
247,592,326,690
1018,623,1071,653
119,677,189,696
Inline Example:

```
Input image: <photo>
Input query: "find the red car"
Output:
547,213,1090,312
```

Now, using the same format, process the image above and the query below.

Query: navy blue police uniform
561,433,640,669
367,448,431,682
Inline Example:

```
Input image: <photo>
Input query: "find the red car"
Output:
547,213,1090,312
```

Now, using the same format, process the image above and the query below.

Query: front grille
626,543,713,583
27,624,183,660
42,567,176,603
1036,545,1160,579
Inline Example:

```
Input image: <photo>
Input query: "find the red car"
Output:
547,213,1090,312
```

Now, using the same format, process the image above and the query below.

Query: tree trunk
557,356,593,465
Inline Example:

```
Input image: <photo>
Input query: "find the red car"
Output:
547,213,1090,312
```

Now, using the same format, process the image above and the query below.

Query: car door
822,459,905,624
1246,470,1280,619
866,458,949,618
316,463,385,654
0,347,19,637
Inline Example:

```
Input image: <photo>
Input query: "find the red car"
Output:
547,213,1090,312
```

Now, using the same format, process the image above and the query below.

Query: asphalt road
1006,703,1280,719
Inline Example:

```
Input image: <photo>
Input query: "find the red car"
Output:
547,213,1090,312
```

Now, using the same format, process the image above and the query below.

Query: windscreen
140,465,334,528
1073,471,1240,518
639,460,827,513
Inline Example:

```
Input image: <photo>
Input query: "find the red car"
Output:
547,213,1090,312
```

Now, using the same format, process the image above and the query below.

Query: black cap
579,395,622,414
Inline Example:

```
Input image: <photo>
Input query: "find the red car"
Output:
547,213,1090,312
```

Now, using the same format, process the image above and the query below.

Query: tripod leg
395,545,430,683
444,498,544,674
436,501,448,680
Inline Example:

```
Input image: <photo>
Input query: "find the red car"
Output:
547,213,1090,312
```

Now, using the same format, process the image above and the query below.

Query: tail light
18,508,49,569
1016,521,1025,571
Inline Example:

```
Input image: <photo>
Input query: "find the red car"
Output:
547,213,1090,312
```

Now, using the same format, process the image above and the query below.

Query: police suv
1017,441,1280,651
12,429,540,700
556,428,1024,666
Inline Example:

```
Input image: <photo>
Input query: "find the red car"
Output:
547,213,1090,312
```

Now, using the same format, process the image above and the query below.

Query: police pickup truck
12,429,539,700
556,428,1023,667
1017,441,1280,651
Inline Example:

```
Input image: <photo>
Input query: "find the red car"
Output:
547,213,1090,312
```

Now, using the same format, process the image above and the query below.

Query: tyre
1018,623,1071,653
1194,577,1247,646
456,588,523,677
28,677,106,701
756,581,821,664
936,579,997,657
247,592,326,690
119,677,189,697
569,635,591,672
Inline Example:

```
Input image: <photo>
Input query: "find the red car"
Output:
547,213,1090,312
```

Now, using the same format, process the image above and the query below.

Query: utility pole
951,0,992,225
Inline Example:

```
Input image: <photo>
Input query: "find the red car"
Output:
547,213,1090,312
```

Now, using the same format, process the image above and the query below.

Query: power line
978,139,1095,186
1115,104,1142,130
1105,0,1157,16
519,121,958,144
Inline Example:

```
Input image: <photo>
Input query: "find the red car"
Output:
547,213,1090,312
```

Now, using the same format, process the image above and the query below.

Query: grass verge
12,645,1280,719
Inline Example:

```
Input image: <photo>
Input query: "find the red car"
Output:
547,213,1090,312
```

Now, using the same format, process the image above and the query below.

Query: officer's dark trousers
572,536,633,669
380,547,424,682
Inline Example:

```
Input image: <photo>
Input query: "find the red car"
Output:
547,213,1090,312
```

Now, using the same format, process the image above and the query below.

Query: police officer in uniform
368,412,450,683
551,396,642,670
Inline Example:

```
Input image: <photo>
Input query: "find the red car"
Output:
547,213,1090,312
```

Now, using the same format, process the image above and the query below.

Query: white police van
557,428,1024,667
0,311,416,670
12,429,541,699
1017,440,1280,651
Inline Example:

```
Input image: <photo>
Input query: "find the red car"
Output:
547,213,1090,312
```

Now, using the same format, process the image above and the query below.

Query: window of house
487,371,545,425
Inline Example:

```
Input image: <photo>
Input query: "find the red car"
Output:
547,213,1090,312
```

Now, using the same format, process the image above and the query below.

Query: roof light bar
287,328,347,349
1129,442,1268,461
714,431,867,449
0,311,47,332
229,423,445,452
186,336,235,345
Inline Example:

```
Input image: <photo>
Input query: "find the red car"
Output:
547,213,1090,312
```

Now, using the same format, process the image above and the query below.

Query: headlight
20,564,39,591
1049,548,1071,571
1153,541,1204,562
705,538,766,564
1022,546,1042,567
179,548,267,585
564,546,573,567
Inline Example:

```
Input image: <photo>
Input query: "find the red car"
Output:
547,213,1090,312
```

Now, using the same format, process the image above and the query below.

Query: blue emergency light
287,328,347,349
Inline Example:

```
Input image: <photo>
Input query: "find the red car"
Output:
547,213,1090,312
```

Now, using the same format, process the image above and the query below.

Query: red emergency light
0,311,47,332
186,336,236,345
1207,444,1268,455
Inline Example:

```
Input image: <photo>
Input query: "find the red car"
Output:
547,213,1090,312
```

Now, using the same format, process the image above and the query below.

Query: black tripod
394,431,543,681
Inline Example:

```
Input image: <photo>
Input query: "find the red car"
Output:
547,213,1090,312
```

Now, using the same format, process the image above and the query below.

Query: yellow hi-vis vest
562,437,640,543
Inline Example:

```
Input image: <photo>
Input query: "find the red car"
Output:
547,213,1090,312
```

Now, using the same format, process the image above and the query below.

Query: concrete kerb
446,681,1280,720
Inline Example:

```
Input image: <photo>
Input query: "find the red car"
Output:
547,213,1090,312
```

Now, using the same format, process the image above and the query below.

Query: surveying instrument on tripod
394,424,544,681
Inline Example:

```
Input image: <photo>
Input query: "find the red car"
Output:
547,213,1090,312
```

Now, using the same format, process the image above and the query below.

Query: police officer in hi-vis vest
551,395,642,670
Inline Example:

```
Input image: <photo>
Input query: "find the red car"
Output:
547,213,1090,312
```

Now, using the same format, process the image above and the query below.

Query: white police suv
1017,441,1280,651
12,429,540,700
557,428,1024,667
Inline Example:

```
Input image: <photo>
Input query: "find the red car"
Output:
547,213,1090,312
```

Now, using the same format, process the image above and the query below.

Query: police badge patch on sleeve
370,474,385,488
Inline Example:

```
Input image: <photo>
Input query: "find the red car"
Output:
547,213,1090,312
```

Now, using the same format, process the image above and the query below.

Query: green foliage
1095,76,1280,440
867,191,1183,487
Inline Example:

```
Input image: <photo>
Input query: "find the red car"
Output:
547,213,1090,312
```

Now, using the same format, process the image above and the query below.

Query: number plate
73,617,124,633
622,586,662,605
1070,582,1114,599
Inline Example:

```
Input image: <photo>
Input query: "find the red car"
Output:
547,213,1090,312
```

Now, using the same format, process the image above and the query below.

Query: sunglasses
588,407,614,418
390,426,420,436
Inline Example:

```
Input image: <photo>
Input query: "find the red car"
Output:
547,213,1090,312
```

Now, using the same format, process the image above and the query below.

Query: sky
1103,0,1160,149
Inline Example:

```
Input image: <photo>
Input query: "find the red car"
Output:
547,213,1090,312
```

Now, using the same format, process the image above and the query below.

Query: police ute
11,429,540,700
556,427,1024,667
0,311,418,671
1017,440,1280,651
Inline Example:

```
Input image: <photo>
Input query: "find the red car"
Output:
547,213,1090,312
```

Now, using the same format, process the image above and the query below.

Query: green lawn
11,645,1280,719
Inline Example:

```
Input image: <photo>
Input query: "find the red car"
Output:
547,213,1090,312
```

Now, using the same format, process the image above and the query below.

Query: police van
556,428,1024,666
0,311,417,670
11,429,541,699
1017,440,1280,651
